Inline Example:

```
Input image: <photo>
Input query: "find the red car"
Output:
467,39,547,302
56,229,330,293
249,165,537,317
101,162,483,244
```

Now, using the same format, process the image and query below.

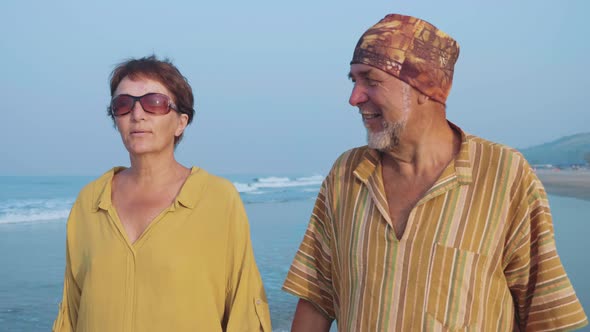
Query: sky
1,0,589,176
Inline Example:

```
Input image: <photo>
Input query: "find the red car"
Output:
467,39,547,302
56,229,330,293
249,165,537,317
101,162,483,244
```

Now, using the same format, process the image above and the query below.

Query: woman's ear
175,113,189,137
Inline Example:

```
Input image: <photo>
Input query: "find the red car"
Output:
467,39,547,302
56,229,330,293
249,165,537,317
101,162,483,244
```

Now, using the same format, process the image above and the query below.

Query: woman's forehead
114,76,172,97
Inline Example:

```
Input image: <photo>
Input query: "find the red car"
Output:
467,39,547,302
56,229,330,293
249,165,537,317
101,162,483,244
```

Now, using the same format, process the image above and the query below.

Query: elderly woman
52,56,271,331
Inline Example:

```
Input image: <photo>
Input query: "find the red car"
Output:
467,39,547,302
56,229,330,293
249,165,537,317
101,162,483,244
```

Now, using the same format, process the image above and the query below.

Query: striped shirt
283,126,587,331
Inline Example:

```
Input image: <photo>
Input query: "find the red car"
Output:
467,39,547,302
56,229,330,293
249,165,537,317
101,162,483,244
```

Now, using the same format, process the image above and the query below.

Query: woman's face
113,76,188,157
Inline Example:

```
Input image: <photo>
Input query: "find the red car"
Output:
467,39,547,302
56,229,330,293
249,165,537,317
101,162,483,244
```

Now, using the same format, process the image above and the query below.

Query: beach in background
2,1,589,331
537,169,590,201
0,173,589,331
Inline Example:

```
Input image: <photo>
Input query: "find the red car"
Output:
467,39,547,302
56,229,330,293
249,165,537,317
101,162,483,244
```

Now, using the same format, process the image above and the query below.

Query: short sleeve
282,178,336,319
504,169,588,331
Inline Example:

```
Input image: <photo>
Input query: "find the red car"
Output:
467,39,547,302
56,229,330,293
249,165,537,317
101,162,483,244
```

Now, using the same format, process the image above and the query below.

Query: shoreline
536,169,590,202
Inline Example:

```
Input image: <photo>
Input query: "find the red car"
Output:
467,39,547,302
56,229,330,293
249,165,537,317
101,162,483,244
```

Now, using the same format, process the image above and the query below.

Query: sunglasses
110,93,177,117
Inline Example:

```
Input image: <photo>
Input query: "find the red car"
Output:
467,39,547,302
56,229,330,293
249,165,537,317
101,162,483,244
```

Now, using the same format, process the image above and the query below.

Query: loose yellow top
53,167,271,332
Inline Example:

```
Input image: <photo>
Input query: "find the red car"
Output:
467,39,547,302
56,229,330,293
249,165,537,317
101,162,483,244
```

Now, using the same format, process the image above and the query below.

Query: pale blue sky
1,0,588,175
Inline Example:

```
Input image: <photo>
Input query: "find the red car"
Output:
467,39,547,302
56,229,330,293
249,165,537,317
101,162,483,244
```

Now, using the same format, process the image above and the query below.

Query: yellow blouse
53,167,271,332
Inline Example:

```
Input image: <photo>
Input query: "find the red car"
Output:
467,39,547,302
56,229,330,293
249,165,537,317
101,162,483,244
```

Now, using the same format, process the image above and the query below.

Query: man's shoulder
465,133,529,165
464,133,540,190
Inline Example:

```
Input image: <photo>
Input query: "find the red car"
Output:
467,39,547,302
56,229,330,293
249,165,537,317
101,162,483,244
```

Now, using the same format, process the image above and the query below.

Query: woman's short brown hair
108,55,195,145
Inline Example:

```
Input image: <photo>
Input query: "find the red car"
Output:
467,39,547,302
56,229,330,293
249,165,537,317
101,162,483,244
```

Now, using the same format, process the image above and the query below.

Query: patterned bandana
351,14,460,104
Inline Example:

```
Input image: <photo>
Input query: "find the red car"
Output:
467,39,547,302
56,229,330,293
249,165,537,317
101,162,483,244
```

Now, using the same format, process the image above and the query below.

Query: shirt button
256,299,262,305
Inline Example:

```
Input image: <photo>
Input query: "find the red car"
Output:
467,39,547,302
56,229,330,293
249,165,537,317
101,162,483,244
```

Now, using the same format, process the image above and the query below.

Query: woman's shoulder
74,167,122,206
174,167,240,209
186,167,238,196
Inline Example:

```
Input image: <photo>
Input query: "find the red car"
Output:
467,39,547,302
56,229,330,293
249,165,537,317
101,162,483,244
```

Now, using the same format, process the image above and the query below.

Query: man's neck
381,121,460,178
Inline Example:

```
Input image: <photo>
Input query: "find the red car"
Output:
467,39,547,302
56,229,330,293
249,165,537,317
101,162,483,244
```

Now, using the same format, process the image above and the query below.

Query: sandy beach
536,169,590,201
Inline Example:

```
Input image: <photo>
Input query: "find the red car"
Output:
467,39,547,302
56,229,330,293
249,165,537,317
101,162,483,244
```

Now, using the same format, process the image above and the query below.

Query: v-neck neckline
106,166,197,250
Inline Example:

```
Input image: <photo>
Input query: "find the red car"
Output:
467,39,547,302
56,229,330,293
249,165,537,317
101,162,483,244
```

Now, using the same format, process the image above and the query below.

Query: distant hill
521,133,590,166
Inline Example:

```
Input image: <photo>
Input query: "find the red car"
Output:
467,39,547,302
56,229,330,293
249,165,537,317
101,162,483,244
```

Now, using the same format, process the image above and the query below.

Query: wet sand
536,169,590,201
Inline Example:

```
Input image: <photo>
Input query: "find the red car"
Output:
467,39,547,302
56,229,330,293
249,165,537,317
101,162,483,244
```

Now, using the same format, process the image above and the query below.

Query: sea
0,175,589,331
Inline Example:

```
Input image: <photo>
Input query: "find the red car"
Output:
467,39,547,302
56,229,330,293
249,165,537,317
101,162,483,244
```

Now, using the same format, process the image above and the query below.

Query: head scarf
351,14,460,104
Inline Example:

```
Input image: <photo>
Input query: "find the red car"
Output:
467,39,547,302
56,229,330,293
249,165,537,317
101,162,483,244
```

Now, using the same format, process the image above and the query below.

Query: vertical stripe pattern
283,126,587,331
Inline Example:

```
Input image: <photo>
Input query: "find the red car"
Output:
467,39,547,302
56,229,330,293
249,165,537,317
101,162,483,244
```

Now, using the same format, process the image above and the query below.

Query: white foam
294,175,324,182
237,175,323,190
233,182,266,194
0,210,70,224
257,176,290,183
233,175,323,193
0,198,74,224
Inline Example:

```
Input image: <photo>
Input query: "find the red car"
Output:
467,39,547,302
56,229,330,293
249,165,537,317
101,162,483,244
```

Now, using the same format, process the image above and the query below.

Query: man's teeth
363,114,380,119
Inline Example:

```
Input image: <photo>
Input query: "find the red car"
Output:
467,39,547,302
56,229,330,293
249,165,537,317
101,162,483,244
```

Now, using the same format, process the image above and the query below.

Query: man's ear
417,93,430,105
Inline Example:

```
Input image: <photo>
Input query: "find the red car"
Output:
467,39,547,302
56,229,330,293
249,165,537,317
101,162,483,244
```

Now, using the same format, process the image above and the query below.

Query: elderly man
283,14,587,331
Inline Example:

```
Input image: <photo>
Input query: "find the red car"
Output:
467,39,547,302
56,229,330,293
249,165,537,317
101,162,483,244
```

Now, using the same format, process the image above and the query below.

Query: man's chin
367,136,391,151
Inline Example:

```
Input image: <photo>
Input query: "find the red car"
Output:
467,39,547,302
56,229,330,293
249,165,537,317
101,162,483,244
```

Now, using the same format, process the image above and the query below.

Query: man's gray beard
365,84,411,151
366,120,405,151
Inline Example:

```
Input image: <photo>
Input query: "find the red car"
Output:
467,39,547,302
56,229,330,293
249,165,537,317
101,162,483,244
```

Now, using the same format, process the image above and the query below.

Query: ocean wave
0,210,70,224
233,182,263,194
234,175,323,192
0,198,73,224
0,175,325,225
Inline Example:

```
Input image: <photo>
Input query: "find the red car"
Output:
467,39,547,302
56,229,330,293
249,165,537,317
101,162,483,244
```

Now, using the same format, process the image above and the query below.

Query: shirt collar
353,148,381,182
449,121,473,185
93,166,206,211
352,121,473,194
94,167,123,211
175,167,207,209
353,148,392,226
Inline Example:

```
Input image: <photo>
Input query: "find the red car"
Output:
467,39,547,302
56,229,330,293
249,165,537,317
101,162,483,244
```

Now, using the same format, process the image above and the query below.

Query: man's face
348,64,413,151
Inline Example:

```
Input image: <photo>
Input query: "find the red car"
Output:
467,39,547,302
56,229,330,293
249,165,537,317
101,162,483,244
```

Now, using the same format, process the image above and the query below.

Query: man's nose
349,84,368,106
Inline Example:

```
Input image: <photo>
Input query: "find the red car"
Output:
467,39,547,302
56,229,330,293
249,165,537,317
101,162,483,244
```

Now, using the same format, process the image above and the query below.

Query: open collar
93,166,207,212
